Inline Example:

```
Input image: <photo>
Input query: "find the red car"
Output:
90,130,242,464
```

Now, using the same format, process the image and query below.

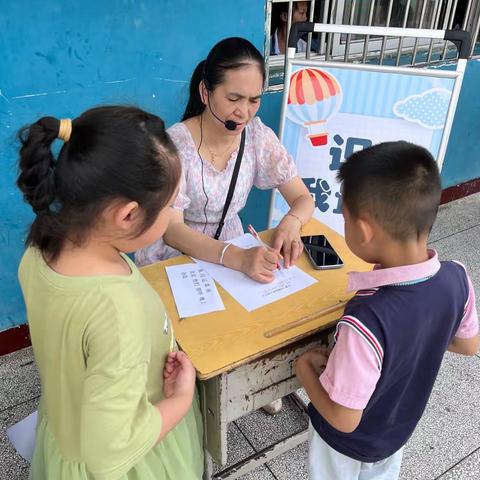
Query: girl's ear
113,201,140,232
280,11,288,23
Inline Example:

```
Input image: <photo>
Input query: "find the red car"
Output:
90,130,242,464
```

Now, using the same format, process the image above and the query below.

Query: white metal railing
266,0,480,88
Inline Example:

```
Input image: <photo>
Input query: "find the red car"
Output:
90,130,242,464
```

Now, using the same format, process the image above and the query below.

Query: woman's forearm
163,222,227,264
284,193,315,228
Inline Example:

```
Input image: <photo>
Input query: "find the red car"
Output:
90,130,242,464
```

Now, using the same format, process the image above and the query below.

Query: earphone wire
198,114,209,234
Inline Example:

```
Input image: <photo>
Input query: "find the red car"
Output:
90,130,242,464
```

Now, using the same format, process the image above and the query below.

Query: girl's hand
240,246,281,283
272,215,303,268
163,351,196,400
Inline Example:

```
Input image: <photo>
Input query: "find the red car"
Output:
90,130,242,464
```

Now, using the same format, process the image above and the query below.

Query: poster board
269,24,469,235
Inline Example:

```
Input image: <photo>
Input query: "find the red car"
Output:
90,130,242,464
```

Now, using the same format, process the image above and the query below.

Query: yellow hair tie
58,118,72,142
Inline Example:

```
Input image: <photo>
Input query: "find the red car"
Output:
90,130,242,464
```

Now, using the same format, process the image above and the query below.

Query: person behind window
271,1,309,55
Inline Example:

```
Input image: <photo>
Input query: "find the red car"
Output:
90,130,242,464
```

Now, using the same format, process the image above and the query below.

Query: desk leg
199,373,228,478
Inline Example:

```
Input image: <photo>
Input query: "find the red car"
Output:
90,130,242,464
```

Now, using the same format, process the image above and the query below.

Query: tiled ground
1,193,479,480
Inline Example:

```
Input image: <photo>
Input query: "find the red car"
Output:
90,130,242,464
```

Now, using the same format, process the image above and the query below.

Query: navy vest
309,261,469,462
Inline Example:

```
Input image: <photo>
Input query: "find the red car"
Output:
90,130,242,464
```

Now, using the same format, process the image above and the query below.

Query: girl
16,106,203,479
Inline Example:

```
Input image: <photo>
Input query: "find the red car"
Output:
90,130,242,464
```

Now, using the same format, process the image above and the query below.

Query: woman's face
205,63,263,135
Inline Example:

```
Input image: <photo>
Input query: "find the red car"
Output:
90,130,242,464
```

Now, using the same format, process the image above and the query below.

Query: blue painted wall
0,0,267,331
0,1,479,333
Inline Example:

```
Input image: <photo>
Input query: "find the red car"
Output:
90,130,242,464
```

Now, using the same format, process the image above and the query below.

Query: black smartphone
301,235,344,270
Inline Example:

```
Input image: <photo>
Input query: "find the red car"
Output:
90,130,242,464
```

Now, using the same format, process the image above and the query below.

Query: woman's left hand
272,215,303,268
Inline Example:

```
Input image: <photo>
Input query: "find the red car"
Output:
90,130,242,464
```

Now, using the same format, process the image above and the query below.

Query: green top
19,248,203,480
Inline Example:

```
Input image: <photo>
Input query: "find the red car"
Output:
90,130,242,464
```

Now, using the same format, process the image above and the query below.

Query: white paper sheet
165,264,225,318
6,410,37,463
194,234,317,311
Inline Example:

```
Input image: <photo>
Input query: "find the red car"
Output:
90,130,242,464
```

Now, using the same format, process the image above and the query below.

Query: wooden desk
141,219,369,478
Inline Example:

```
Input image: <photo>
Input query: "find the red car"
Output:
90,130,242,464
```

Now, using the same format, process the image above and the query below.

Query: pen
247,224,282,270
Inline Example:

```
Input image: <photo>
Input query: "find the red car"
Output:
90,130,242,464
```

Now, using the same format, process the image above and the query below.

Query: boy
295,141,479,480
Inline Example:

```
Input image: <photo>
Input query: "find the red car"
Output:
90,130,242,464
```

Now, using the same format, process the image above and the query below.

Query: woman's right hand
239,246,281,283
163,351,196,400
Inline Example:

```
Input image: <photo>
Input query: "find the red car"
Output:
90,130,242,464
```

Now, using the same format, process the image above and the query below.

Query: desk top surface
140,219,370,379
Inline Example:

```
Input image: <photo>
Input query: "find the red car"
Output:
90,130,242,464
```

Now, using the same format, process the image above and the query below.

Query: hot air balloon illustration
286,68,343,147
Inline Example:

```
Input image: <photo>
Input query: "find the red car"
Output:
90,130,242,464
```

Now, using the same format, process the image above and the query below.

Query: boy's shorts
308,422,404,480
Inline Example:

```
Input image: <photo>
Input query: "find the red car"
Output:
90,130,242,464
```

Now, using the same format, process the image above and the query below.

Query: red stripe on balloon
317,69,337,96
296,69,306,104
307,68,324,101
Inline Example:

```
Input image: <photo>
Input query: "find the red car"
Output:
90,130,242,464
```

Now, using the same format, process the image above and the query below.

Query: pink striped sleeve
455,274,479,339
319,321,381,410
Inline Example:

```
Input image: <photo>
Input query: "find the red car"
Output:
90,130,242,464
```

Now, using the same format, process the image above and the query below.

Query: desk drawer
225,331,329,422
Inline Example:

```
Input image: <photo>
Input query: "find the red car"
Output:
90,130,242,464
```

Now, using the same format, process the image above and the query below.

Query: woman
136,37,314,287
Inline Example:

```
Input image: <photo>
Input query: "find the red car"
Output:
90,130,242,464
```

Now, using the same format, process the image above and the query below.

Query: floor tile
437,448,480,479
430,193,480,243
0,347,40,410
0,397,38,480
213,422,255,473
266,441,309,480
238,465,276,480
399,353,480,480
235,395,309,451
430,224,480,305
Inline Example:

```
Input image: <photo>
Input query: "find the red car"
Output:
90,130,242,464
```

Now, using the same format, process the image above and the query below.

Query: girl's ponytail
17,116,59,214
17,117,66,255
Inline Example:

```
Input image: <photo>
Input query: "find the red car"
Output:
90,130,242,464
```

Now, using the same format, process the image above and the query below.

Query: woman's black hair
17,105,181,261
182,37,266,121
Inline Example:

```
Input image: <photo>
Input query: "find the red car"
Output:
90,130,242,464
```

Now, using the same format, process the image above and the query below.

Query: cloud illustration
393,88,451,129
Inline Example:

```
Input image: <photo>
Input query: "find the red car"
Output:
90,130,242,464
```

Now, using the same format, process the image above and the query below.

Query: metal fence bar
395,0,412,66
462,0,474,30
412,0,429,65
317,0,331,55
379,0,394,65
361,0,377,63
286,0,293,54
326,0,338,61
306,0,316,59
344,0,357,62
441,0,458,60
471,8,480,57
427,0,442,64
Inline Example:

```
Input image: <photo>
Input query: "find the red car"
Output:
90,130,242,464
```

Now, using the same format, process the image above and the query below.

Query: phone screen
301,235,343,269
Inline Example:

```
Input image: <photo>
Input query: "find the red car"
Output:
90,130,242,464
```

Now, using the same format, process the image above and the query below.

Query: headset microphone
224,119,238,131
207,96,239,131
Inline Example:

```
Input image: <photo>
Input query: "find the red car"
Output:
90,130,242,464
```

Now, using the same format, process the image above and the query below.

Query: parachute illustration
286,68,343,147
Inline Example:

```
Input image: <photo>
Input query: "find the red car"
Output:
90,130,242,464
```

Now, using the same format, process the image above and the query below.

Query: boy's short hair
337,141,441,241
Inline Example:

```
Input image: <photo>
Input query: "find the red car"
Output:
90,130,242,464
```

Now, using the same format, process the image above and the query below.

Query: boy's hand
296,346,330,376
163,351,196,399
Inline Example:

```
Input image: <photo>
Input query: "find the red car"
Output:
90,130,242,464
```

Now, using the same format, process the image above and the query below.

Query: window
265,0,480,90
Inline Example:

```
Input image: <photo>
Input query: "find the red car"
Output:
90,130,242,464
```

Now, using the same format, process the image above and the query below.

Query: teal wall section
0,1,479,332
440,59,480,187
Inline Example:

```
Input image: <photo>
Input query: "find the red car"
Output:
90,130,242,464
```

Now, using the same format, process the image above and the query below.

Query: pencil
247,224,281,270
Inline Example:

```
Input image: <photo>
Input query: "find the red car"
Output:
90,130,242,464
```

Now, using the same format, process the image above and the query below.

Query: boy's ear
280,11,288,23
357,215,375,246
